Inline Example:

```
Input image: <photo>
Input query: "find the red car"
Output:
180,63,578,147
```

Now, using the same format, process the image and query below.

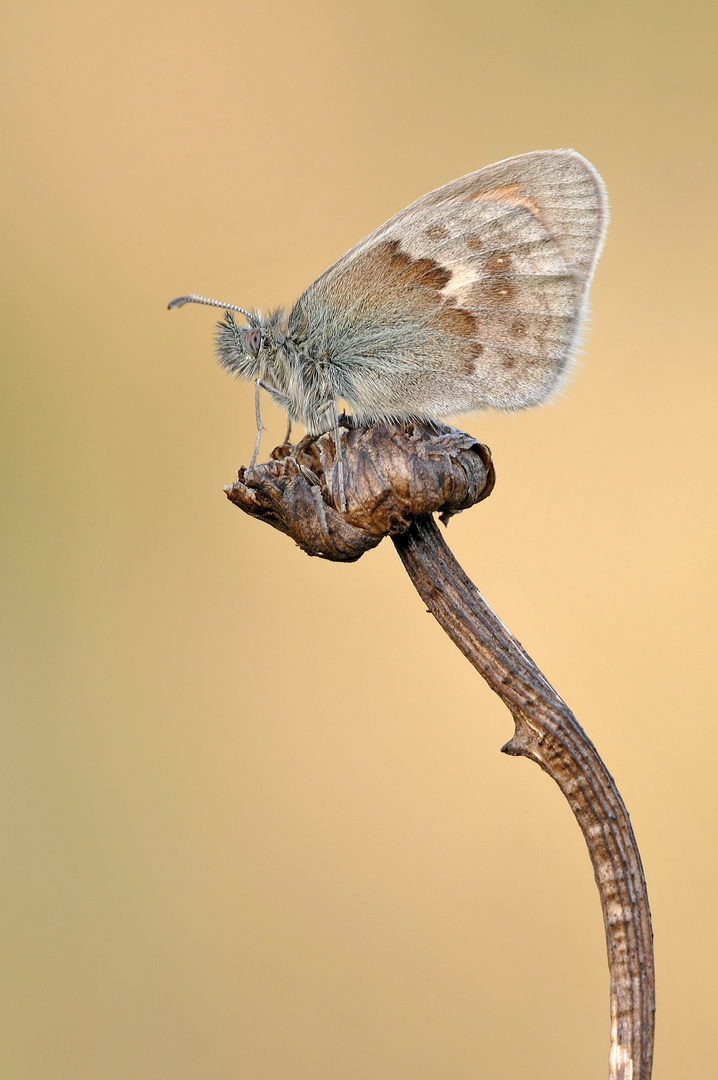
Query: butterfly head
215,308,290,383
169,293,283,381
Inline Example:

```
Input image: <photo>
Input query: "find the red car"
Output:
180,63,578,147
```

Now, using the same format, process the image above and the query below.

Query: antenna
168,294,255,322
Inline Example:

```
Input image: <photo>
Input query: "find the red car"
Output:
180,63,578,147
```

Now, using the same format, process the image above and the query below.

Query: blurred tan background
2,1,716,1077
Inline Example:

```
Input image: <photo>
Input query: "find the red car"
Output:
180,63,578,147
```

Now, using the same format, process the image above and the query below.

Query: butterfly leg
249,381,296,466
331,401,347,512
248,378,266,469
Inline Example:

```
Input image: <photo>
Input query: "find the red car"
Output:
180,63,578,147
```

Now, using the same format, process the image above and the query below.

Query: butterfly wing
288,150,607,424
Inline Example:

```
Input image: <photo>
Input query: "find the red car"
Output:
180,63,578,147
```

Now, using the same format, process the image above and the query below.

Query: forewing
290,150,608,420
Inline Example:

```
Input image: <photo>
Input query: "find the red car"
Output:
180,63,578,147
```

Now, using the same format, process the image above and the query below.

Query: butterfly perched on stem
170,149,607,446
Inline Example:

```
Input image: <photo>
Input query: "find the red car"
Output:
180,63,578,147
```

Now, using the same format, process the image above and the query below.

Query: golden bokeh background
2,1,716,1076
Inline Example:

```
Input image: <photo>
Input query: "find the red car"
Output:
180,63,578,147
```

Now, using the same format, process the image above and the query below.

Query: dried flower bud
223,421,495,561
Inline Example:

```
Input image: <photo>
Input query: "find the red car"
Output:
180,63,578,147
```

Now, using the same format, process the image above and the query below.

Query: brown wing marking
300,238,483,372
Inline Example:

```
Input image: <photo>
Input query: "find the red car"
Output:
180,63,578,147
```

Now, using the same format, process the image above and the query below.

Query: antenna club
167,293,254,322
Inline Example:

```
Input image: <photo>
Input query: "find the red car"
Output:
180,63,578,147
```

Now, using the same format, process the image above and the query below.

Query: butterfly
170,149,607,468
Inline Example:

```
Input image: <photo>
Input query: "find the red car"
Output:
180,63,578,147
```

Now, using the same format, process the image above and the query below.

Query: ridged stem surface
393,514,655,1080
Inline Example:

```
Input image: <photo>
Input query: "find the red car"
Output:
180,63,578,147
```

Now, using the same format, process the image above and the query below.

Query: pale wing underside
290,150,608,422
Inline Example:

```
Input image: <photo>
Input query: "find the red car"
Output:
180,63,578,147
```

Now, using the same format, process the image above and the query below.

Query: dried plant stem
392,514,655,1080
224,423,655,1078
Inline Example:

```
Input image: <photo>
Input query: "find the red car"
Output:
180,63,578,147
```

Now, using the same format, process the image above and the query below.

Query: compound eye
245,327,262,357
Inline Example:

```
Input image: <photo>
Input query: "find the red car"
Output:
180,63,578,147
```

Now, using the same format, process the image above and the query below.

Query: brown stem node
223,421,494,561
